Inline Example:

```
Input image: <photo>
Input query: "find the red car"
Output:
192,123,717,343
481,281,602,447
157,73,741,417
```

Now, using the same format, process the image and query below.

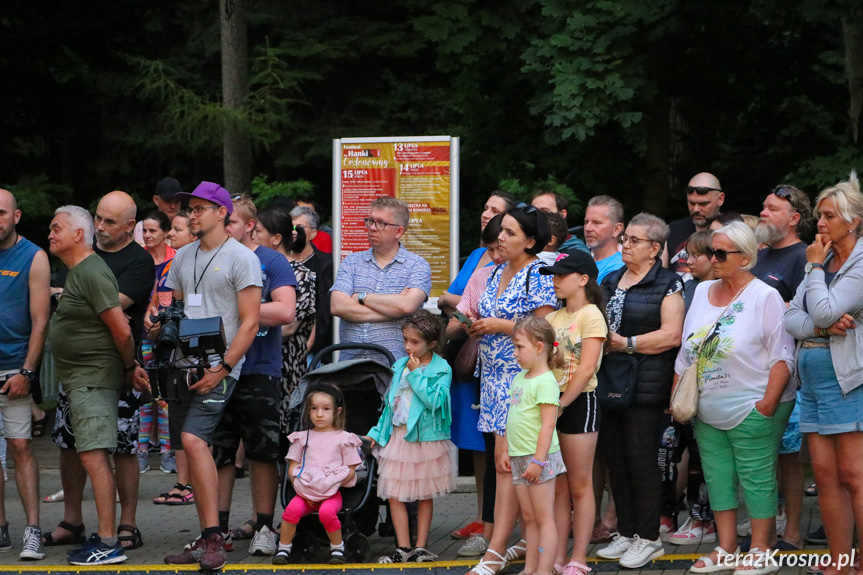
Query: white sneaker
597,533,633,559
736,518,751,537
619,535,665,568
248,525,277,556
669,517,717,546
457,535,489,557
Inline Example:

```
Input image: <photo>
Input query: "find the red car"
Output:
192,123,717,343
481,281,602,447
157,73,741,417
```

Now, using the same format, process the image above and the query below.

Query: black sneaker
0,524,11,553
273,548,291,565
67,533,127,566
804,525,828,545
330,546,346,564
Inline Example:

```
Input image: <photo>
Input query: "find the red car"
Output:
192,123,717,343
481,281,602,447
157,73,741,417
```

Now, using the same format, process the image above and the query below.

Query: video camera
148,300,227,368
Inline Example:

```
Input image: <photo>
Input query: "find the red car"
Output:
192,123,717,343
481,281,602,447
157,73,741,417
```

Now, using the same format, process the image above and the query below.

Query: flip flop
42,521,86,546
31,416,48,438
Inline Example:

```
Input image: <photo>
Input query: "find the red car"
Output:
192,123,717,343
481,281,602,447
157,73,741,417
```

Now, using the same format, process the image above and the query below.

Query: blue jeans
799,346,863,434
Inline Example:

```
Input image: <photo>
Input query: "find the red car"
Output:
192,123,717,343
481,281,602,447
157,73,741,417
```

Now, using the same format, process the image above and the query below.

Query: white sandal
504,539,527,565
690,545,740,573
468,549,507,575
732,548,779,575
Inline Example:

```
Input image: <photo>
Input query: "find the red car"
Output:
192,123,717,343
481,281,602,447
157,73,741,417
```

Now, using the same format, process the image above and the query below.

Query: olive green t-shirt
50,254,123,391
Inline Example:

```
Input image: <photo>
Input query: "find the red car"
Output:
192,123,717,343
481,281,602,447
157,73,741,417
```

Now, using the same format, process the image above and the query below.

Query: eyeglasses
687,185,722,195
189,205,220,216
704,247,743,262
618,233,655,247
363,218,399,230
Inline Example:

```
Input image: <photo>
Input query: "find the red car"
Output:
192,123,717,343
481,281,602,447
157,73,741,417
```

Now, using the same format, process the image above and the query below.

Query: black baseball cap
154,177,182,200
539,249,599,280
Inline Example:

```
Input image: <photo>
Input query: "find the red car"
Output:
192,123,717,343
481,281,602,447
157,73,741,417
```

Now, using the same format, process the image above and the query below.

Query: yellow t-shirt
546,304,608,393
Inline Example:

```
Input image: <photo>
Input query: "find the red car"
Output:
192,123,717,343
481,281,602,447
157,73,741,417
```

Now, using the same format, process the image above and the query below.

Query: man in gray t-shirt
161,182,262,571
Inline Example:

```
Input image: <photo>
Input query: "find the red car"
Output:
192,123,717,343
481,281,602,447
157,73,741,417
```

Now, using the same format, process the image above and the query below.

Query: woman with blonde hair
784,172,863,575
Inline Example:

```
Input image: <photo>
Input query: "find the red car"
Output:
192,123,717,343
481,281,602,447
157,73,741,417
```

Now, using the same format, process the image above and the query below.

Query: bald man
46,191,155,552
664,172,725,277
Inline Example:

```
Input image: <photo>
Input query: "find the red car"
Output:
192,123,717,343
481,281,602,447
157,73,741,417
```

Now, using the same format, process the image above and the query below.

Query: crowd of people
0,169,860,574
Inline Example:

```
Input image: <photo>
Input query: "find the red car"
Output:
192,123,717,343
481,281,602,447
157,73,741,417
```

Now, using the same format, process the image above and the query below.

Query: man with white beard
748,184,812,552
751,185,812,302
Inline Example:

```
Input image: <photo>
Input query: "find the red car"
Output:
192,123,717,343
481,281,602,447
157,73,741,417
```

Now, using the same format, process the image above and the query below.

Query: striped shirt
331,244,431,363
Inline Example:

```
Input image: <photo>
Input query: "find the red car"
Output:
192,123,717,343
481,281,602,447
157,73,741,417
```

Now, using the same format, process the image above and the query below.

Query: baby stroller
281,343,394,563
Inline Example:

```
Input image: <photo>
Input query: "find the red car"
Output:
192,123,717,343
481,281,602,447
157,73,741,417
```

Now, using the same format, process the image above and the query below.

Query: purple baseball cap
176,181,233,215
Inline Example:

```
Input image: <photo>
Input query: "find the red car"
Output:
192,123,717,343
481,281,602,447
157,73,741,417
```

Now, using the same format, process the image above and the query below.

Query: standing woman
138,211,175,472
253,207,317,442
465,206,558,575
784,174,863,575
167,211,195,250
596,213,684,569
441,191,517,550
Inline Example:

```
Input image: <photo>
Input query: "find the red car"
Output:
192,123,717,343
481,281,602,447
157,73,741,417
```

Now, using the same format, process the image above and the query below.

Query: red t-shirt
312,230,333,253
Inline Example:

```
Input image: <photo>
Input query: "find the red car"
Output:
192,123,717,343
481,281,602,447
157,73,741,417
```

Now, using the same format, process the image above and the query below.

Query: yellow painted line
0,551,829,572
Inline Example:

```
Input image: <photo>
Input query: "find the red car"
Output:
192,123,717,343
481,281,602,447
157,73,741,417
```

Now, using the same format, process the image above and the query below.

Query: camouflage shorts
211,374,281,465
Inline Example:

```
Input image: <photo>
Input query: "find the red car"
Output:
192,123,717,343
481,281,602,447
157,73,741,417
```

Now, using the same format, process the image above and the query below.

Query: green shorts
695,401,794,518
67,387,121,453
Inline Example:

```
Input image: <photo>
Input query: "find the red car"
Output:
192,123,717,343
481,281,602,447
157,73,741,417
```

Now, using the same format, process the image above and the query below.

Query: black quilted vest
600,259,681,407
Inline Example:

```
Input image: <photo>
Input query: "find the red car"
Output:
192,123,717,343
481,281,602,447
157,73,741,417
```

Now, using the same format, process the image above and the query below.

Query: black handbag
595,352,640,413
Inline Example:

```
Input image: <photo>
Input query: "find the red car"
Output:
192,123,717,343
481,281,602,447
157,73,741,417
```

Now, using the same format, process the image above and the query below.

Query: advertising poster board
332,136,460,303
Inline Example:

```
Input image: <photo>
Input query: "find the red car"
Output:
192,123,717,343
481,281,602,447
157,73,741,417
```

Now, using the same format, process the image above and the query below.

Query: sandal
43,489,65,503
468,549,507,575
561,561,592,575
504,539,527,565
117,524,144,550
732,548,779,575
805,483,818,497
228,520,257,541
42,521,86,546
31,416,48,438
154,483,194,506
691,546,740,573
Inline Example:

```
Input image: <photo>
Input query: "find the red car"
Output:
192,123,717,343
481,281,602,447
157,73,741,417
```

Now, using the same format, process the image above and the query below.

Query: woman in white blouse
673,222,795,575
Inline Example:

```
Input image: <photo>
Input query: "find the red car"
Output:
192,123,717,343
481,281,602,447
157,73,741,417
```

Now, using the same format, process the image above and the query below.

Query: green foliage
250,175,314,208
497,174,584,214
6,175,71,219
784,146,863,192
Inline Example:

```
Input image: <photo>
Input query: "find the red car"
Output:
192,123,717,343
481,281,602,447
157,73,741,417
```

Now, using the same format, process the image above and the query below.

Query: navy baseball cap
539,249,599,280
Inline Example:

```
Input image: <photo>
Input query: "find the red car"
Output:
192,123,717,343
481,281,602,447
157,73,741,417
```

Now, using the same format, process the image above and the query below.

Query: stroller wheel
292,530,320,563
345,532,371,562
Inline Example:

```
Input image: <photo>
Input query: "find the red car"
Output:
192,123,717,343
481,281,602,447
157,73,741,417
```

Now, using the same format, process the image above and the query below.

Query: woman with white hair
784,174,863,575
674,221,796,575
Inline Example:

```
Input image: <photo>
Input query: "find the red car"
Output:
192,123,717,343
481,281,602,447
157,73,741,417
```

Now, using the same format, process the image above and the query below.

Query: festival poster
334,137,458,299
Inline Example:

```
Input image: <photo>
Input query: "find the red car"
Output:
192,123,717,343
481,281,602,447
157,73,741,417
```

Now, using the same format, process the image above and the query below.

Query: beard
754,221,786,246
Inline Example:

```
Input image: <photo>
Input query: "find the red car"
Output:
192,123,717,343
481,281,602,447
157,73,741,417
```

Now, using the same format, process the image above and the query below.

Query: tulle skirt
376,426,455,502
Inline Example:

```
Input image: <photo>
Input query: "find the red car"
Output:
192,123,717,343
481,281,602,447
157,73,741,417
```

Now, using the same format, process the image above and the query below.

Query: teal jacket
367,353,452,446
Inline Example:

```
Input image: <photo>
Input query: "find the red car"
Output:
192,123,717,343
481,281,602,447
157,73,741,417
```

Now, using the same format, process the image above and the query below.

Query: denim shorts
779,392,802,454
799,346,863,434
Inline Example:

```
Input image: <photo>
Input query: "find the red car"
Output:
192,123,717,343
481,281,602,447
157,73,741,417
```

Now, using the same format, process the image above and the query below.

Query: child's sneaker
330,545,346,564
378,547,412,563
409,547,438,562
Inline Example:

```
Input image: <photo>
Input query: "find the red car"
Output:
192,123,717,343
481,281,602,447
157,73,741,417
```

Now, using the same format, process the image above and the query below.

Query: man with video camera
158,182,262,571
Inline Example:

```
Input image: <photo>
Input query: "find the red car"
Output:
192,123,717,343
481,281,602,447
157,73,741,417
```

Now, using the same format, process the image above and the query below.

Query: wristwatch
219,360,233,373
18,368,36,382
358,292,368,306
625,336,636,355
805,262,823,274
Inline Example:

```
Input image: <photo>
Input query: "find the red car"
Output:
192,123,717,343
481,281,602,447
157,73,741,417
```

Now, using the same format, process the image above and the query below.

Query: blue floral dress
476,261,559,433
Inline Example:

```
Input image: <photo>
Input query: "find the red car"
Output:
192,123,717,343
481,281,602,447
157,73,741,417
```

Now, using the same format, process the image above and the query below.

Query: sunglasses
704,247,743,262
772,186,792,202
687,185,722,195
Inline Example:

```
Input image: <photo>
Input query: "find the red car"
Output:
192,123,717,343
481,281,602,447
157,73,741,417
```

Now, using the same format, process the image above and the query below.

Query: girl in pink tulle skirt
366,310,455,563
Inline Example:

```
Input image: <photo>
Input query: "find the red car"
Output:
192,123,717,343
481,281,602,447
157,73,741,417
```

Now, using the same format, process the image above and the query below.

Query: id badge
187,294,203,307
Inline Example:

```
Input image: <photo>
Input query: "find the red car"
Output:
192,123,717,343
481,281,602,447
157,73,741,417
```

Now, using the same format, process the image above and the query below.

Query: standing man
331,197,430,363
664,172,725,277
0,189,50,560
215,196,296,556
134,177,183,245
751,184,813,551
583,195,626,282
47,191,154,555
531,190,591,254
162,182,262,571
47,206,149,565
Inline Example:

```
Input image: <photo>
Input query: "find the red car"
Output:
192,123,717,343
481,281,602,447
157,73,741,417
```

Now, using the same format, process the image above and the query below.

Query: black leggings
482,432,497,524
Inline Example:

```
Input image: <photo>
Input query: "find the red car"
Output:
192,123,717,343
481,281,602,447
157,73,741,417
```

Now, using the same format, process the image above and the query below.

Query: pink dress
286,430,363,503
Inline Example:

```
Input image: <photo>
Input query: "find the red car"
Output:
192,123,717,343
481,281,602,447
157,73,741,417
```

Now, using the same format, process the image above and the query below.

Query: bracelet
531,458,546,468
815,327,829,338
123,362,137,373
220,361,233,373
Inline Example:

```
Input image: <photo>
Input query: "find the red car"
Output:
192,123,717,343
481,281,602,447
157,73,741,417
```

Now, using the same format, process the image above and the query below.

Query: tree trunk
844,10,863,143
642,34,673,217
220,0,251,195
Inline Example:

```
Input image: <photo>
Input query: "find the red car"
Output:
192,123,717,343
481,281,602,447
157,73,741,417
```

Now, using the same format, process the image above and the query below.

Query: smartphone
452,310,473,327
